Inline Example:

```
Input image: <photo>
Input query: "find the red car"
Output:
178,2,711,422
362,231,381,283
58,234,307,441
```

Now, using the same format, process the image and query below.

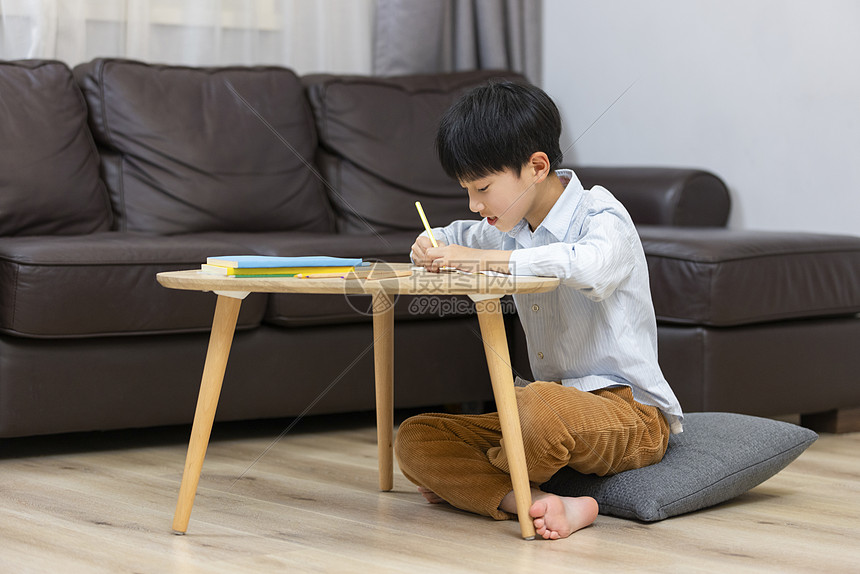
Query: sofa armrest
569,166,731,227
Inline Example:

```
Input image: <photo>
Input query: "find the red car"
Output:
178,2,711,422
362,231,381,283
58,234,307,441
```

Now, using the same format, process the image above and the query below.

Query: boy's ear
527,151,552,183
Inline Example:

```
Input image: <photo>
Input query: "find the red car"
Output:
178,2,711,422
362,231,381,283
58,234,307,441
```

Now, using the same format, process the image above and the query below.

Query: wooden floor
1,412,858,574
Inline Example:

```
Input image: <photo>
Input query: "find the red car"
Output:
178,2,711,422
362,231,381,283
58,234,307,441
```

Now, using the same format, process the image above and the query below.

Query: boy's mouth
487,216,498,226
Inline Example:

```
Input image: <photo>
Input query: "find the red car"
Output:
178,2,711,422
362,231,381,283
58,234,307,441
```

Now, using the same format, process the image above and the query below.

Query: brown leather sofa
1,58,858,438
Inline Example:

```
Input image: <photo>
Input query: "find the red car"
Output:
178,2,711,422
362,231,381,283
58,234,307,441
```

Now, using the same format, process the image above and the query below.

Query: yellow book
201,264,354,277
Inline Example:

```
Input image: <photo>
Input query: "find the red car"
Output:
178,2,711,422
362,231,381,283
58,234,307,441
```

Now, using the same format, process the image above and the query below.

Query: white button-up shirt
430,169,684,433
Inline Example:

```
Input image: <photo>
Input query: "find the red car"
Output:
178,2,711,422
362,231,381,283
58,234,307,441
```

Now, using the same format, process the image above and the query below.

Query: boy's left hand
425,244,512,274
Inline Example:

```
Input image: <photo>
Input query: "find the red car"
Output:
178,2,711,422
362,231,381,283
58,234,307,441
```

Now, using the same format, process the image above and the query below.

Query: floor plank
0,413,857,573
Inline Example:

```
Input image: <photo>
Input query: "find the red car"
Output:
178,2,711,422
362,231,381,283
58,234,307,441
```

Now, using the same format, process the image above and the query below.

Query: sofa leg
801,408,860,433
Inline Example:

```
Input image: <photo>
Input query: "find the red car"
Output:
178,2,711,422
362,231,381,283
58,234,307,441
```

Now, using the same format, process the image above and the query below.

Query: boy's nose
469,197,484,213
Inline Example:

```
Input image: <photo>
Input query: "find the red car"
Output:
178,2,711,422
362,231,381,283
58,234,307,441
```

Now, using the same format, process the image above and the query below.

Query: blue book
207,255,364,269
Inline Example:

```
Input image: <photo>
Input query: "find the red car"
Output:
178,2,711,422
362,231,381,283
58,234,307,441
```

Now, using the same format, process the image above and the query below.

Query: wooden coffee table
157,263,559,539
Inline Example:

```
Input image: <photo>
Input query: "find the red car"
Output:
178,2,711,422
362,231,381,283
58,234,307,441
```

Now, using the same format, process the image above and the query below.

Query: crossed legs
395,383,669,539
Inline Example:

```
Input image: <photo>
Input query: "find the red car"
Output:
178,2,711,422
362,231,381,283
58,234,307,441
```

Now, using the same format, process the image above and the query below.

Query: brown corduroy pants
395,382,670,520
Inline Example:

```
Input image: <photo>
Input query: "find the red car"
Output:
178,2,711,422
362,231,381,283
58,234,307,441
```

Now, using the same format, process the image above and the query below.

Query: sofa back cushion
74,59,333,234
0,60,112,236
304,70,525,234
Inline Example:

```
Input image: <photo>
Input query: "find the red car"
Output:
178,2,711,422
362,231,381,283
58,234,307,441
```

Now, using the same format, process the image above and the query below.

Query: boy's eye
478,184,490,192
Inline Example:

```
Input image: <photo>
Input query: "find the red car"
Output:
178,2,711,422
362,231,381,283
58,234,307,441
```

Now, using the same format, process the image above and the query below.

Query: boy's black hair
435,79,562,182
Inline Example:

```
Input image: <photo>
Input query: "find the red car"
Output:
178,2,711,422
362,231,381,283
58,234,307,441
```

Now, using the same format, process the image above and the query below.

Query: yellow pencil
415,201,438,247
295,272,348,279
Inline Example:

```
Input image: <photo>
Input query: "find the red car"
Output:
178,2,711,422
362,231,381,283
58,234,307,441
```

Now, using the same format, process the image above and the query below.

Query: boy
397,80,684,540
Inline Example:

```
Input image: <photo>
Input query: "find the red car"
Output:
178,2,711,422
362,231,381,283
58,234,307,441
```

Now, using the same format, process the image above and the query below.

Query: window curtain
0,0,375,74
373,0,541,83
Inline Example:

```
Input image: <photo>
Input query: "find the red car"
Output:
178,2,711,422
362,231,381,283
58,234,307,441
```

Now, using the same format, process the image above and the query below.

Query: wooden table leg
473,296,536,540
172,294,243,534
372,291,395,491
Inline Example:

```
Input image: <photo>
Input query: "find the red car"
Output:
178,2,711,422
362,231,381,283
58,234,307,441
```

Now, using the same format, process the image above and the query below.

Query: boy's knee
515,383,576,449
394,415,420,454
394,414,435,471
516,382,566,427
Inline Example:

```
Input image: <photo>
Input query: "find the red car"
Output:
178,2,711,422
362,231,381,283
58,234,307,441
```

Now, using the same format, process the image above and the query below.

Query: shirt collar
507,169,584,244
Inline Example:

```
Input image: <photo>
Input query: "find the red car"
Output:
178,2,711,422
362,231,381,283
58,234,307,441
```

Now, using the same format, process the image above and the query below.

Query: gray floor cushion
540,412,818,522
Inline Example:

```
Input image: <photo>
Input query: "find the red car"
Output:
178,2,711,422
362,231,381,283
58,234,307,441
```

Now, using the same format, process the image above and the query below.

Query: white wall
542,0,860,235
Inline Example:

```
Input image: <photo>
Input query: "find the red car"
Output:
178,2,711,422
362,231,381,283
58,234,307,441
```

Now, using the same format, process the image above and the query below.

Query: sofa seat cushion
231,231,483,326
0,233,268,338
0,60,112,236
74,59,333,235
640,226,860,327
304,70,524,234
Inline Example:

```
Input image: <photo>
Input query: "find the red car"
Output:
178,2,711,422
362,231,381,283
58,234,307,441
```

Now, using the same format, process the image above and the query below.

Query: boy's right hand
411,235,447,268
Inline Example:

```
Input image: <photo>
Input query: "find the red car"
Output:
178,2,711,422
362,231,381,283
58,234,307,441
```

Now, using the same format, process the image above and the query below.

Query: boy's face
460,167,536,233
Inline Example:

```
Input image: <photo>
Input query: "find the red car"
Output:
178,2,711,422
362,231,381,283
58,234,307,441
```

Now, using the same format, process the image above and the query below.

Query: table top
157,263,559,296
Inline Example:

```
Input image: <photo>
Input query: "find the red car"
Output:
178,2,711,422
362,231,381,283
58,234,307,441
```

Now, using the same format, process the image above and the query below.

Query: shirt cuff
508,248,536,276
421,227,447,246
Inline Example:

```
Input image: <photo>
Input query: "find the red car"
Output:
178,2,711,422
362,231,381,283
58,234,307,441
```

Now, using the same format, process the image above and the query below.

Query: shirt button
532,304,540,312
537,352,544,359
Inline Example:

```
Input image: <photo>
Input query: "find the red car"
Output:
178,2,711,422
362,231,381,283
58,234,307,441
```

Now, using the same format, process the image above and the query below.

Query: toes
529,499,548,519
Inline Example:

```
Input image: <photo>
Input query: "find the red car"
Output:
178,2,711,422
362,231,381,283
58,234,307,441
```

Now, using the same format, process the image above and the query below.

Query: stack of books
201,255,364,278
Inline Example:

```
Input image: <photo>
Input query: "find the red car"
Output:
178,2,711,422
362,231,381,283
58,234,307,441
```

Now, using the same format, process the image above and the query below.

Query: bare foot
529,492,598,540
417,486,446,504
499,488,598,539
